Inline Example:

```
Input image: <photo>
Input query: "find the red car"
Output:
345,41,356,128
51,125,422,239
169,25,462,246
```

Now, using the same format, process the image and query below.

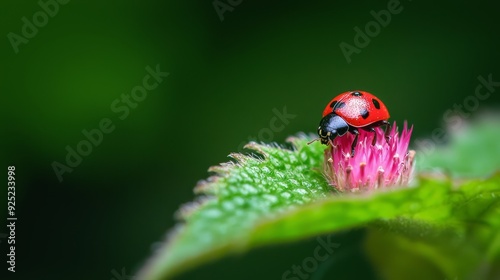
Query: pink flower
323,122,415,192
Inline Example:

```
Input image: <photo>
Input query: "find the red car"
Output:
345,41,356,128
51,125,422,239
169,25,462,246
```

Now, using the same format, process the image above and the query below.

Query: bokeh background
2,0,500,279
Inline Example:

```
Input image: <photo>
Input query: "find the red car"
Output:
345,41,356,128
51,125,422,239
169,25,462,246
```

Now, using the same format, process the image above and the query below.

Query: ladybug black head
317,113,349,145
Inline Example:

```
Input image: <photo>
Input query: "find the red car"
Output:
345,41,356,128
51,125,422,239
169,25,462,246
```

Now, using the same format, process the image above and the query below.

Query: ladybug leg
360,126,377,145
382,121,392,144
349,128,359,157
368,127,377,146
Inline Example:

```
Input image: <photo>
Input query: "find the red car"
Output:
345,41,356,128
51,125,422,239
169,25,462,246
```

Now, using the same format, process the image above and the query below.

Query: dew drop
281,192,291,199
294,188,308,195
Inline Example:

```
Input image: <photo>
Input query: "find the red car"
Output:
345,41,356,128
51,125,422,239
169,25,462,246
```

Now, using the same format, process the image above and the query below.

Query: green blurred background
2,0,500,279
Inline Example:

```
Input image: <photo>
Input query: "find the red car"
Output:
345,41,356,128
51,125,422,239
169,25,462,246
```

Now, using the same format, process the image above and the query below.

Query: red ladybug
315,90,391,156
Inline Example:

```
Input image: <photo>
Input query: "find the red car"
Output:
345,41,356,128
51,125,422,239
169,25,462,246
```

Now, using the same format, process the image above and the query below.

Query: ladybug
314,90,391,156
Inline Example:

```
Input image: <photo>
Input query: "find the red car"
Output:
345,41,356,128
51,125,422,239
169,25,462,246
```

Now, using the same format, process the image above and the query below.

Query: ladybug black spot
330,101,346,110
372,98,381,109
360,109,370,119
351,91,362,97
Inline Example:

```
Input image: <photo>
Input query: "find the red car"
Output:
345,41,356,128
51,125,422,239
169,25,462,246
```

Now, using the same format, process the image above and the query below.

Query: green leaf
416,117,500,178
365,174,500,279
138,136,333,280
138,117,500,280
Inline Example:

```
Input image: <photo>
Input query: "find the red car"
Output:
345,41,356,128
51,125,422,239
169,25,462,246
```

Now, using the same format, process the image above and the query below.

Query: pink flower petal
323,121,415,192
